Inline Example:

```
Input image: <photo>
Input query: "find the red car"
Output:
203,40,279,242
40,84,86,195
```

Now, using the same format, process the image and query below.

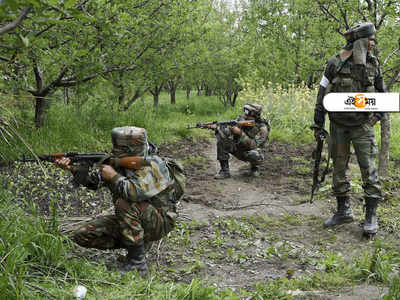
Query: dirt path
160,138,389,299
181,139,323,222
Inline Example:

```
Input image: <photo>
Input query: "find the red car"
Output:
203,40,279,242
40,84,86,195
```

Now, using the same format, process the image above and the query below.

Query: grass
2,83,400,160
2,84,400,298
2,182,400,298
1,89,243,159
0,187,245,299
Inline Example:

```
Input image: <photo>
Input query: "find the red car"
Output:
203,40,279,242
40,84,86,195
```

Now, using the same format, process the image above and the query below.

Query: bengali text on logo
323,93,399,112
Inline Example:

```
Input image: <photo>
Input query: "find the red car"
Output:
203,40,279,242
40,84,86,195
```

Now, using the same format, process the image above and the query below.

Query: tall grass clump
0,188,74,298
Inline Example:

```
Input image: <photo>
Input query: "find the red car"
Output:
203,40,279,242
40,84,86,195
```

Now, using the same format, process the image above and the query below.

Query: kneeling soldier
210,104,270,179
56,126,179,276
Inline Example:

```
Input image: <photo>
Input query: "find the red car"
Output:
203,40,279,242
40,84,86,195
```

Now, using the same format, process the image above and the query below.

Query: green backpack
165,158,186,201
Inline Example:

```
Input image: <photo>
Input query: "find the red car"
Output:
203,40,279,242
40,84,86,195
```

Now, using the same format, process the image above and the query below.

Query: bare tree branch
387,69,400,91
0,8,30,36
376,1,394,30
383,47,400,66
365,0,373,11
356,1,368,22
32,58,43,92
316,0,341,23
41,68,67,95
35,24,56,37
336,0,349,29
56,65,137,87
0,56,12,63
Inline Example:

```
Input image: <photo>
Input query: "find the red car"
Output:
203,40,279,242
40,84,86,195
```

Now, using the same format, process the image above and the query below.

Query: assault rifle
20,142,159,170
310,127,330,203
21,152,145,170
187,119,255,129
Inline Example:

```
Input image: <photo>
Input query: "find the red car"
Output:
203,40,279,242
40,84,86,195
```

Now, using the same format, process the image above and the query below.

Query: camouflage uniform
71,155,176,249
216,115,269,166
68,126,179,275
313,22,386,234
215,104,269,178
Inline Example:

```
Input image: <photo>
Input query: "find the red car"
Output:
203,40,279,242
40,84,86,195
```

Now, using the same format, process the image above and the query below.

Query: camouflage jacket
314,53,386,127
72,155,176,213
216,115,269,151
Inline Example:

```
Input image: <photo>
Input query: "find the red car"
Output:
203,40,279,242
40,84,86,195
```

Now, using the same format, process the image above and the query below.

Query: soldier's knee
247,150,264,163
70,231,90,248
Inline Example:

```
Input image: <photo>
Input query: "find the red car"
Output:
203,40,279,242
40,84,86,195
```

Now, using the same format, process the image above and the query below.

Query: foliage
240,0,400,89
0,91,241,159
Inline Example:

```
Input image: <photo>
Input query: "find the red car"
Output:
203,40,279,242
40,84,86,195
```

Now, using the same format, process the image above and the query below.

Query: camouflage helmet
111,126,149,157
343,22,376,43
243,103,262,117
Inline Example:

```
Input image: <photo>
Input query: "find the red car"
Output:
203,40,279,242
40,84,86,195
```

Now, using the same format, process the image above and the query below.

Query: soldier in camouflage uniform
208,104,270,179
56,126,179,275
312,22,386,235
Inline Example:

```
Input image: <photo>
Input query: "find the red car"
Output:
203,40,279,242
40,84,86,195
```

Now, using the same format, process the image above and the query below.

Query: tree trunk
34,96,46,128
378,113,390,179
170,88,176,104
150,84,163,107
153,93,159,106
63,87,69,105
123,88,148,111
186,87,190,100
232,92,238,107
197,85,201,96
205,85,212,96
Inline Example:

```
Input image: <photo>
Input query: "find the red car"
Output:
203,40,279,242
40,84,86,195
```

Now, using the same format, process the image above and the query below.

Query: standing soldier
208,103,270,179
311,22,386,235
55,126,183,276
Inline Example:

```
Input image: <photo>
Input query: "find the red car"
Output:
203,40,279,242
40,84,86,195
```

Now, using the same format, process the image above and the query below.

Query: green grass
1,89,243,159
2,85,400,298
0,187,244,299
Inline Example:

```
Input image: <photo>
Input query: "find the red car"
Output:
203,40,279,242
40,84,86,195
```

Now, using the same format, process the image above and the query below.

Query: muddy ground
1,137,396,299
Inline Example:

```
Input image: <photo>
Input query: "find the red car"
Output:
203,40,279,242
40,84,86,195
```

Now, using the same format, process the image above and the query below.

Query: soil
0,137,394,299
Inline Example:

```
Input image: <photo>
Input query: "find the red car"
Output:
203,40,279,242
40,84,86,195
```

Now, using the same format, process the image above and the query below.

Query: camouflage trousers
71,199,175,250
330,122,381,200
216,131,264,166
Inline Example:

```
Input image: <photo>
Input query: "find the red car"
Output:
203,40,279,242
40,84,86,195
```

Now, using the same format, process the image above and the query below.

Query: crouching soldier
55,126,183,276
208,104,270,178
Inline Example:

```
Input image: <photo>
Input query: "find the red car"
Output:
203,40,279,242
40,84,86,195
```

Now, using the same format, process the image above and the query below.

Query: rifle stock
110,156,144,169
24,152,145,170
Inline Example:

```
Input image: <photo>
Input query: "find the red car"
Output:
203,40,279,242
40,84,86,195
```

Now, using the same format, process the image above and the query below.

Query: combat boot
121,241,148,277
323,196,354,227
214,160,230,179
250,165,260,177
363,198,379,234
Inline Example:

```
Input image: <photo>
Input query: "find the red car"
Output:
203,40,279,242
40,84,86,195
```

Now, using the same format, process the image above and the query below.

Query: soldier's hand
370,116,379,126
207,124,217,130
54,157,74,172
231,126,242,136
100,164,117,181
314,129,322,141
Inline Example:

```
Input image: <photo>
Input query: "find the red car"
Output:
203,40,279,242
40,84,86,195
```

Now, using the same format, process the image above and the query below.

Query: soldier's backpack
165,158,186,201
